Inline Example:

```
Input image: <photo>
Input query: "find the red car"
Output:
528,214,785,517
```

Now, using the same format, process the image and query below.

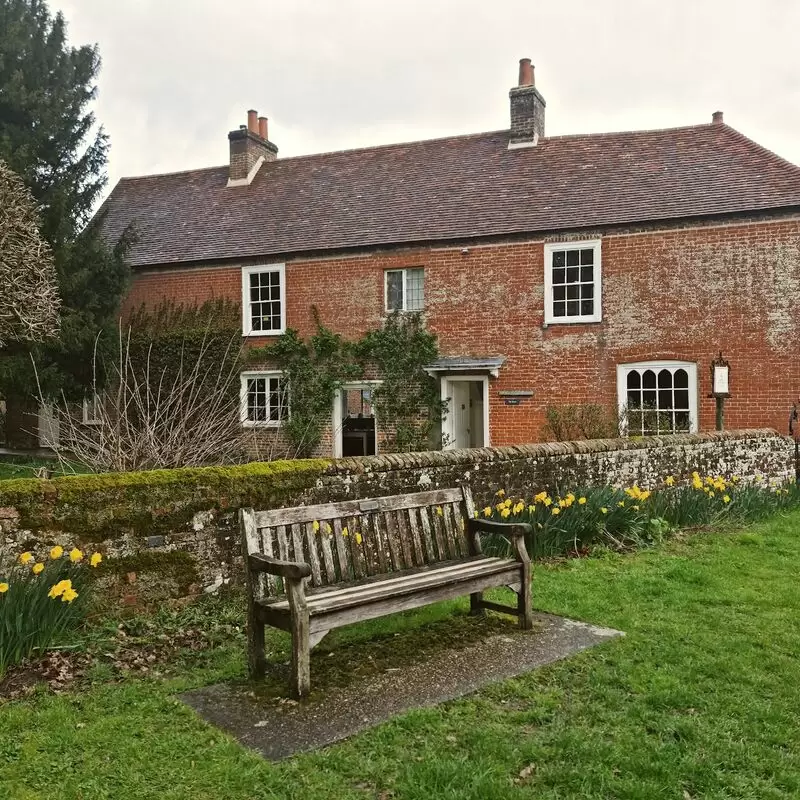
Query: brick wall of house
123,215,800,453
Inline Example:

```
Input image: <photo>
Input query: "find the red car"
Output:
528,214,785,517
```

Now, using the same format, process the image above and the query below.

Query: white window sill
242,329,286,338
242,421,284,429
543,316,602,326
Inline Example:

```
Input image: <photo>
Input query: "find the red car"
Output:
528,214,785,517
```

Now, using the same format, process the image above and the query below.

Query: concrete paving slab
180,612,623,761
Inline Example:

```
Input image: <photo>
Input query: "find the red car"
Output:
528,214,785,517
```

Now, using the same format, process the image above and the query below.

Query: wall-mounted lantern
710,352,730,430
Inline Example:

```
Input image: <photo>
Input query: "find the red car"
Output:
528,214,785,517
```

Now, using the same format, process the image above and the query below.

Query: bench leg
517,561,534,631
286,581,311,698
470,591,485,616
247,601,267,678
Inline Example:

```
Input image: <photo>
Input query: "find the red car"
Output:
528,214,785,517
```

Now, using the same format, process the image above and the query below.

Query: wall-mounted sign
498,389,534,407
711,353,730,398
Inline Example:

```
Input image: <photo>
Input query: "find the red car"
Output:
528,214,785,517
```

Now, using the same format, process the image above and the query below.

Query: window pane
658,389,673,409
566,284,579,300
675,411,690,431
553,251,565,268
580,266,593,282
553,285,566,302
580,248,594,265
581,284,594,299
566,266,579,283
674,368,689,388
627,389,642,409
552,267,566,285
566,250,579,267
657,369,673,389
553,301,566,317
580,299,594,316
674,389,689,410
386,270,403,311
642,370,657,389
566,300,579,316
249,270,282,331
405,268,424,311
627,370,641,389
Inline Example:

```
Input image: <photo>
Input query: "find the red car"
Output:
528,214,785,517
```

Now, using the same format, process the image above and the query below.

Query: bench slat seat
241,486,534,697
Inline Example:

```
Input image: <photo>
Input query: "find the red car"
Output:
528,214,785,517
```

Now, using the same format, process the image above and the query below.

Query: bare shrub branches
0,161,60,347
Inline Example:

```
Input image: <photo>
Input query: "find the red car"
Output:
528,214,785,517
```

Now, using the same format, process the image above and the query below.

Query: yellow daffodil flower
69,548,83,563
551,507,560,515
90,553,102,568
496,489,506,498
483,506,492,517
48,579,72,599
342,527,349,537
19,551,33,566
665,476,675,486
61,587,79,603
543,497,552,507
618,501,625,507
0,582,8,594
578,497,587,505
32,562,45,575
723,495,731,503
566,493,575,502
534,491,548,503
558,499,567,508
632,505,640,511
528,505,535,514
50,545,64,560
312,520,320,532
600,507,608,514
501,507,511,518
513,502,524,515
355,532,363,545
436,506,443,515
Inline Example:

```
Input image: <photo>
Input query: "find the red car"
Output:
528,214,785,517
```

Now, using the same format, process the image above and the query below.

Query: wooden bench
240,486,533,697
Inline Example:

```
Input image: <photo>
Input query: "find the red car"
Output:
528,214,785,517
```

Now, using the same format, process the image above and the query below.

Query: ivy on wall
253,310,446,455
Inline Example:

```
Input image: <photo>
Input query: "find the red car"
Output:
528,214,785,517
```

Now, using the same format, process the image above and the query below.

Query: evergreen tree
0,0,130,442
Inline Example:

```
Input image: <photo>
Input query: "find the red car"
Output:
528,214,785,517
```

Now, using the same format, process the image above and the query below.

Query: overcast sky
53,0,800,196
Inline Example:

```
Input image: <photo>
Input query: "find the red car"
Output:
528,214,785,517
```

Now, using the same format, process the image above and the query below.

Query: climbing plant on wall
254,311,445,456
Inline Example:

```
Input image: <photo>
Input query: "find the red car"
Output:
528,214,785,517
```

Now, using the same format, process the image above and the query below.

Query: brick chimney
227,109,278,187
509,58,546,149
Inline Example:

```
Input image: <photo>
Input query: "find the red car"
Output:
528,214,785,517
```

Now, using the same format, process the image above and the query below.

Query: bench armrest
248,554,311,581
468,518,532,538
467,518,532,564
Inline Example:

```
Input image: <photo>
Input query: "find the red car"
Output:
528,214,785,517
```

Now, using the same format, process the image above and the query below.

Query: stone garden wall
0,429,791,604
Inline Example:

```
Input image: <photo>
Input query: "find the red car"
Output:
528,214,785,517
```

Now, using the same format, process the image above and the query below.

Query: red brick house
98,58,800,456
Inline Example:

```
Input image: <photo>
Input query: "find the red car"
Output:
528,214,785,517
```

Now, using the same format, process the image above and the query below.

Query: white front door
442,377,489,450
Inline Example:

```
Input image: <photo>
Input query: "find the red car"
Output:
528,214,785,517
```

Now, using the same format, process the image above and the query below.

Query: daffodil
48,579,71,599
436,506,443,515
500,508,511,518
618,501,625,507
665,476,675,486
600,507,608,514
355,532,363,545
558,499,567,509
543,497,552,507
61,587,79,603
723,495,731,504
19,551,33,566
32,562,45,575
0,582,8,594
342,527,349,537
90,552,102,568
312,520,320,532
496,489,506,498
69,548,83,563
527,505,535,514
50,545,64,560
483,506,492,517
513,502,524,515
534,491,548,503
551,507,560,515
632,505,640,511
578,497,587,505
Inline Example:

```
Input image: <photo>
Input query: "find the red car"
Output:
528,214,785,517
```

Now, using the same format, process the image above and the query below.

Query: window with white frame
82,394,101,425
242,264,286,335
240,372,289,426
617,361,698,436
385,268,424,313
544,240,602,324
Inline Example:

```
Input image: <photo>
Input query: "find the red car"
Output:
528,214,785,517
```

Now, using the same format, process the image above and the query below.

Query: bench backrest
242,486,477,599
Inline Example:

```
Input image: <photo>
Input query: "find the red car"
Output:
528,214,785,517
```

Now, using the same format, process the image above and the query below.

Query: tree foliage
0,160,60,347
0,0,130,408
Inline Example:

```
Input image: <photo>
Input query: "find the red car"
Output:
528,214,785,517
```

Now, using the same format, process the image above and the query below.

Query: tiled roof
99,123,800,268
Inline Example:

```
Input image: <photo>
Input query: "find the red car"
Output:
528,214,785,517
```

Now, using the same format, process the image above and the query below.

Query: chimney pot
258,116,268,140
518,58,534,87
247,109,258,134
712,110,724,124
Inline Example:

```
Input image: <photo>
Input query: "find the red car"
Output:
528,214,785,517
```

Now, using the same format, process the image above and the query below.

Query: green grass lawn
2,512,800,799
0,458,87,480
